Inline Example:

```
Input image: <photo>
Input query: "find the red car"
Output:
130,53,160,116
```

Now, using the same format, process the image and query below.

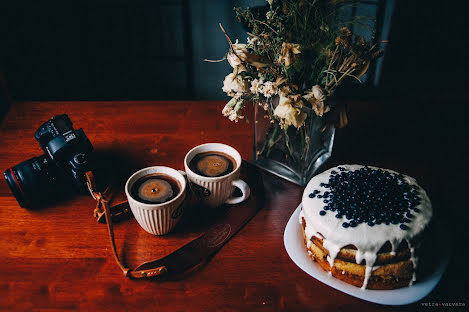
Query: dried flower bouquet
215,0,383,183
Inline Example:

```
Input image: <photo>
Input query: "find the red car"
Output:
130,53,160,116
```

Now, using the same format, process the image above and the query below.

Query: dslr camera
4,114,94,208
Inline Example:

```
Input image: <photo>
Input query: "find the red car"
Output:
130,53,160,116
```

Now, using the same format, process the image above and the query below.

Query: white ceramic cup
184,143,250,208
125,166,186,235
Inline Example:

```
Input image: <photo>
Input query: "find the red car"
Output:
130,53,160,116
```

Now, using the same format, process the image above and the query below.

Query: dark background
1,1,466,101
0,0,467,304
2,0,390,103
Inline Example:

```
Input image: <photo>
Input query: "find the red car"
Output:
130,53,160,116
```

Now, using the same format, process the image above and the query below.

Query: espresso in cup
125,166,187,235
184,143,250,208
188,151,236,177
130,173,181,204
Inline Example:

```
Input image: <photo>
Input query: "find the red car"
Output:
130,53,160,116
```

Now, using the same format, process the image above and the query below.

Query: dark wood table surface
0,100,465,311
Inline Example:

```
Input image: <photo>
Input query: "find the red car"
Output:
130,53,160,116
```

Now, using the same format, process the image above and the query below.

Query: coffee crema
130,173,180,204
188,151,236,177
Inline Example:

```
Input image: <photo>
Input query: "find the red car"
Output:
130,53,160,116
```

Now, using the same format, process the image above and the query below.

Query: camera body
4,114,94,208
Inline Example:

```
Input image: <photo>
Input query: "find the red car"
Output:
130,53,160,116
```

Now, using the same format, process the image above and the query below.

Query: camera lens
3,155,69,208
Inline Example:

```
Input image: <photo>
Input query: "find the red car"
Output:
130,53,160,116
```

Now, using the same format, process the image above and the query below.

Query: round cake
299,164,432,290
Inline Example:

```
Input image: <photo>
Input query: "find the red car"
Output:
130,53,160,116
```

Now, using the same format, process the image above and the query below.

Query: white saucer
284,204,450,305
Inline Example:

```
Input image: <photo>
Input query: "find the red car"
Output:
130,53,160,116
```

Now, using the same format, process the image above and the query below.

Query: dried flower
227,42,249,68
278,42,301,67
214,1,383,132
303,85,329,117
222,97,237,116
222,97,245,122
250,79,263,94
273,95,307,129
222,72,250,96
262,81,278,98
247,36,258,46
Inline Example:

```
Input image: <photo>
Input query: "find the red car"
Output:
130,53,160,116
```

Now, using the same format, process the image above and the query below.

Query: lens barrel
3,155,68,208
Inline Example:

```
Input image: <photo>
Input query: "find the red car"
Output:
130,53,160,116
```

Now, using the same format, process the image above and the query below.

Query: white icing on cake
300,164,432,289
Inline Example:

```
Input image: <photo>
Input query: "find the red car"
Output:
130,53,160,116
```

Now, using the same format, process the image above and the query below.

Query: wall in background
0,0,392,101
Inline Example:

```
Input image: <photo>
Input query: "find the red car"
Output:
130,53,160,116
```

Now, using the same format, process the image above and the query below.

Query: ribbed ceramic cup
125,166,186,235
184,143,250,208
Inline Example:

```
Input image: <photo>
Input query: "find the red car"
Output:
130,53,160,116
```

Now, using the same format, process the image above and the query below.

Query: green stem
266,125,279,157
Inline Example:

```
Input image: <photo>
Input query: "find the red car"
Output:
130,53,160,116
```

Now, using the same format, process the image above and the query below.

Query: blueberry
342,222,349,228
308,193,315,198
319,210,326,216
400,224,409,230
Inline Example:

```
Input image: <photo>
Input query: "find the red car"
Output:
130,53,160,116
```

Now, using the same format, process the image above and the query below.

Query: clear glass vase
252,97,335,186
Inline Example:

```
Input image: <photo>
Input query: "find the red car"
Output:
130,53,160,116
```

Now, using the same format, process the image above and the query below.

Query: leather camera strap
85,171,262,279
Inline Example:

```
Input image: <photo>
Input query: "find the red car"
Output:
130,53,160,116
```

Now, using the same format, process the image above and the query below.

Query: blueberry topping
314,166,422,229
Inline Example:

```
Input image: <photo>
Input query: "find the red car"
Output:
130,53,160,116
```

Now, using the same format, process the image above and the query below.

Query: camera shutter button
74,153,87,164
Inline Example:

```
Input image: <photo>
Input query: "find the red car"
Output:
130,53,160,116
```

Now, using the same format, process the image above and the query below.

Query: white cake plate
284,203,450,305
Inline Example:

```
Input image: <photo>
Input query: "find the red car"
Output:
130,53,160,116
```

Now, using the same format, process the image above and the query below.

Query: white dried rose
250,79,263,94
227,42,249,68
303,85,329,117
262,81,277,98
273,95,307,129
222,72,250,96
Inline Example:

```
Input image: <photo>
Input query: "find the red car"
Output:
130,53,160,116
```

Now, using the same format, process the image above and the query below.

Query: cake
299,165,432,290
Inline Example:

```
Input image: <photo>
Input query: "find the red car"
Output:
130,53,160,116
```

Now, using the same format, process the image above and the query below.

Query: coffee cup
184,143,250,208
125,166,186,235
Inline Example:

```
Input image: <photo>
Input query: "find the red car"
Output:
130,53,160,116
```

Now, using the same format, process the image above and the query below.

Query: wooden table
0,100,464,311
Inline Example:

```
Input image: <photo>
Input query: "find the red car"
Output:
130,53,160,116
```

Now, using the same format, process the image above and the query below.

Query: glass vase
252,97,335,186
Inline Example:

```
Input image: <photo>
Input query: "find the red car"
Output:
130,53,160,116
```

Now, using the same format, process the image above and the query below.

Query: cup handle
225,179,250,205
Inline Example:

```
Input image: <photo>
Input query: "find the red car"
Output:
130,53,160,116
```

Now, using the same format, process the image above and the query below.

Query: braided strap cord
85,171,167,278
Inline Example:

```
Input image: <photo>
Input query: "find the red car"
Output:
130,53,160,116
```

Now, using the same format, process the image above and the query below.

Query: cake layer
302,229,414,290
302,217,412,265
